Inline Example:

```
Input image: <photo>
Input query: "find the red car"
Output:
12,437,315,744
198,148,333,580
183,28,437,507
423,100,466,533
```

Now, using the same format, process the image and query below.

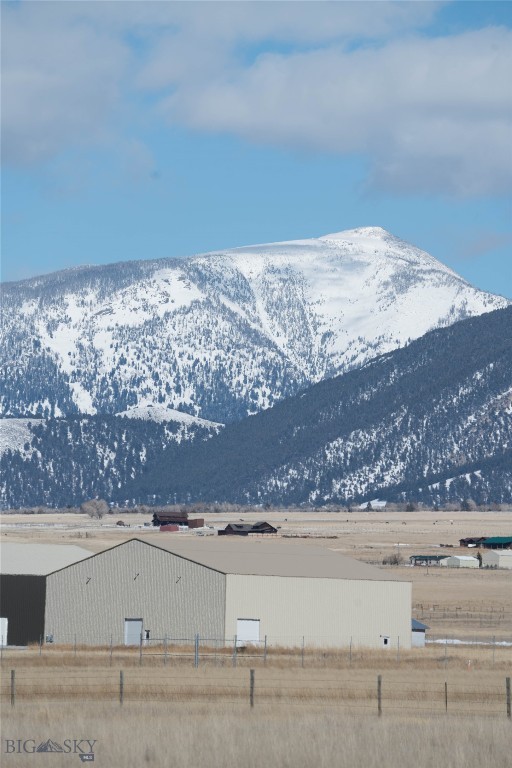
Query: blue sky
2,1,511,298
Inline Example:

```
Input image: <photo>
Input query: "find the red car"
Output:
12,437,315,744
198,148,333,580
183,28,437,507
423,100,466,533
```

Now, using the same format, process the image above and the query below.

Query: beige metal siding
482,551,512,569
225,575,411,649
45,540,225,645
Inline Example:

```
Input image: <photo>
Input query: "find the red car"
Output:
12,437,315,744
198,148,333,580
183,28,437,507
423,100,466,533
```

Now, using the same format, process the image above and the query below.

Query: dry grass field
1,507,511,766
2,644,512,767
2,700,511,768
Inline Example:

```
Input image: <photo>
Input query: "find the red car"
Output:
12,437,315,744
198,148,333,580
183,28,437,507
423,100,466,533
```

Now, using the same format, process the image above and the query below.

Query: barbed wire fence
2,668,511,719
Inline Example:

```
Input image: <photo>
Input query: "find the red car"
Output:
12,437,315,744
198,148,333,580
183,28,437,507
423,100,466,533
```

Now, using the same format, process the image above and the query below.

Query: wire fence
1,668,511,719
1,633,511,669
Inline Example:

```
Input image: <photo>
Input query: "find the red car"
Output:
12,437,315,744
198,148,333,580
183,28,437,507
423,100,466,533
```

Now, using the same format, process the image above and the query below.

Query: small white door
236,618,260,646
124,618,143,646
0,617,8,646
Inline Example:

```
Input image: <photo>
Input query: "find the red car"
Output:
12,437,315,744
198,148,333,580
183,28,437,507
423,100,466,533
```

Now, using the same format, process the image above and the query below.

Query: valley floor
2,507,511,640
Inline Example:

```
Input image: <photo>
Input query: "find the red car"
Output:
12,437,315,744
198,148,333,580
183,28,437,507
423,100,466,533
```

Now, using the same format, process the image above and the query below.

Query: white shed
411,619,429,648
482,550,512,569
440,555,479,568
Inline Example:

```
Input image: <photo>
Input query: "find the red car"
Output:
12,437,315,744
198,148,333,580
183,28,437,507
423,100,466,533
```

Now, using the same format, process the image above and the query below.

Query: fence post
264,635,267,666
164,636,168,666
119,670,124,706
39,636,42,657
250,669,255,708
301,636,305,669
396,636,400,664
139,634,143,666
492,636,496,667
506,677,511,719
445,681,448,713
232,636,237,668
109,635,113,667
349,637,352,667
377,674,382,717
10,669,15,707
194,634,199,669
74,634,77,658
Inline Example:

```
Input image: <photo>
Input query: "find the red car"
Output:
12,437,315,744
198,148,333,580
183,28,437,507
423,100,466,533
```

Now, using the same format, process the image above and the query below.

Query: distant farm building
411,619,429,648
440,555,479,568
218,522,278,536
409,555,446,566
481,537,512,550
459,537,487,548
482,550,512,569
151,510,204,530
11,538,411,650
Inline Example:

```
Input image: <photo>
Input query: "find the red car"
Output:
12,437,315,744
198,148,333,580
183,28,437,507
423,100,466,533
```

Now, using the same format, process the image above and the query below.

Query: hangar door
236,618,260,646
124,618,143,646
0,618,7,646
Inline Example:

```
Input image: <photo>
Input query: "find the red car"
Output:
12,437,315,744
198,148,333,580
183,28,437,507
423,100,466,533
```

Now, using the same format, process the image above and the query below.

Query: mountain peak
320,226,393,242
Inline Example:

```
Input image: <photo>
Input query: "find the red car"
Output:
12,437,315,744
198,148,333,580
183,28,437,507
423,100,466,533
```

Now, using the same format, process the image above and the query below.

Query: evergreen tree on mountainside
0,415,215,508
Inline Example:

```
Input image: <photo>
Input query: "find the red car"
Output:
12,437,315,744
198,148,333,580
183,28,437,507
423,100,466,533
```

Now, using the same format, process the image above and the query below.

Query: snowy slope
116,405,221,428
0,418,44,456
2,227,508,423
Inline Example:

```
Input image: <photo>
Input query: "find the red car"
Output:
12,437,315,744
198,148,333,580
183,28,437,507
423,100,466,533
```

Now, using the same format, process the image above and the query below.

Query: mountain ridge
130,305,512,507
2,227,508,424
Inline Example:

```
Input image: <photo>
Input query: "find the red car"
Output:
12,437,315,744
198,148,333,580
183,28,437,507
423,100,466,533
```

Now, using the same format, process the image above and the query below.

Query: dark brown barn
459,537,487,547
219,522,278,536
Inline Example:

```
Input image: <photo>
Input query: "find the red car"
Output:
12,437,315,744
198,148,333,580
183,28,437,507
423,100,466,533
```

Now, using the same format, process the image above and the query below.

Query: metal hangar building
43,537,412,649
0,542,92,646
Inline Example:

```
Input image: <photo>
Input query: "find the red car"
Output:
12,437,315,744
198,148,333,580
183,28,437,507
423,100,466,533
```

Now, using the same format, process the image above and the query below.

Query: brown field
1,508,511,766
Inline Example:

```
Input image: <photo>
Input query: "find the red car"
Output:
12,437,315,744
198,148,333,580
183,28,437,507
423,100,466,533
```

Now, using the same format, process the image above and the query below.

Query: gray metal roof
135,536,402,581
0,542,93,575
412,619,429,631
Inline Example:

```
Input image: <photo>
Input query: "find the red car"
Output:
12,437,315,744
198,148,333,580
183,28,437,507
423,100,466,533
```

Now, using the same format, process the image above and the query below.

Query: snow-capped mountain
2,227,508,423
3,307,511,508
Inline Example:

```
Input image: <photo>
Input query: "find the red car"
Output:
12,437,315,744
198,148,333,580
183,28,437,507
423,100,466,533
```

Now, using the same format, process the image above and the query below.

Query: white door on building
124,618,143,646
236,619,260,646
0,617,8,646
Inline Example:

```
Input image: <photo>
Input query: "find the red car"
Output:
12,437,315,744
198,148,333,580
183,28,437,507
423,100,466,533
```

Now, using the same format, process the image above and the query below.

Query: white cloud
2,1,510,198
156,26,512,197
1,4,128,166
